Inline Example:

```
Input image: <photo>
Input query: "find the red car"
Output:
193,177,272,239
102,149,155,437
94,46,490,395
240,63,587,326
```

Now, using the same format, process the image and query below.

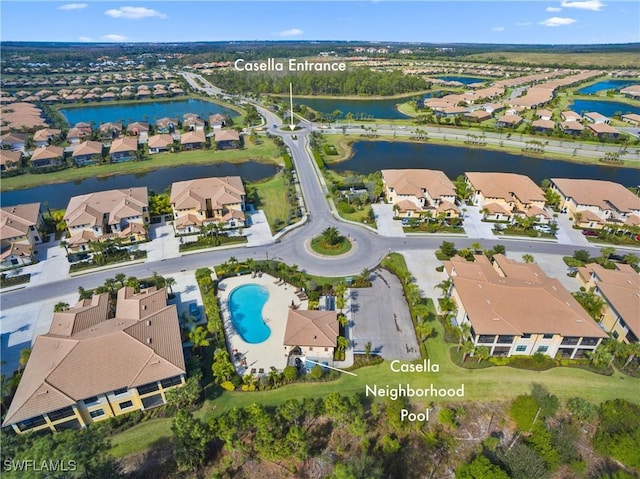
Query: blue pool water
228,284,271,344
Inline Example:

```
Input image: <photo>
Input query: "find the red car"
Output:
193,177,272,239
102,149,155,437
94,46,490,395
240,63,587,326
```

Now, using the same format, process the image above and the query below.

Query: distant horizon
1,1,639,45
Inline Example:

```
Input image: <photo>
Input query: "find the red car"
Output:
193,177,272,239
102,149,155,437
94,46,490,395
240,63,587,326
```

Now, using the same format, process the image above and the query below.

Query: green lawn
310,236,352,256
2,141,282,192
251,172,291,233
339,205,375,227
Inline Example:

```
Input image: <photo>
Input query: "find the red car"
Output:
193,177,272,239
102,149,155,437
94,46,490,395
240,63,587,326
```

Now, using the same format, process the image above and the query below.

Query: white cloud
492,26,505,32
546,6,562,12
278,28,303,37
539,16,577,27
102,34,128,42
516,21,533,26
78,36,93,42
58,3,88,10
104,6,167,20
561,0,605,11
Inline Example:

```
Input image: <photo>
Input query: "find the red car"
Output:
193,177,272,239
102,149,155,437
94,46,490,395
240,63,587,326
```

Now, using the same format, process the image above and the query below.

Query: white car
534,225,552,234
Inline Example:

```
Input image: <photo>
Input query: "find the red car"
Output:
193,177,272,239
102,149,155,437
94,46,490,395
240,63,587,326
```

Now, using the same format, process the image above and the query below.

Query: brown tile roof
561,121,584,132
48,293,110,336
532,119,555,130
214,129,240,142
180,129,206,145
126,122,150,134
64,187,148,228
445,255,608,338
551,178,640,214
466,172,545,204
284,310,339,348
1,203,40,241
147,134,174,149
72,140,103,157
30,145,64,162
0,242,33,261
3,287,185,427
0,150,22,169
109,136,138,154
66,127,90,140
382,169,456,200
170,176,245,211
588,123,619,135
99,122,123,133
33,128,61,142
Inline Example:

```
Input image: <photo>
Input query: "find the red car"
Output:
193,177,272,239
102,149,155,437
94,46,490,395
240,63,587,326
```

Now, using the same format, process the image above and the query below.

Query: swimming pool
228,284,271,344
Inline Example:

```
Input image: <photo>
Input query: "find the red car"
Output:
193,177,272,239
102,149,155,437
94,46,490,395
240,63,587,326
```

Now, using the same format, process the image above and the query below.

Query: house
98,122,123,140
561,121,584,135
381,169,459,219
495,114,523,128
126,121,150,136
561,111,582,122
72,141,103,166
587,123,620,139
147,134,174,154
0,203,43,268
156,117,178,133
434,106,466,118
100,92,117,101
463,110,492,122
621,113,640,126
0,150,22,172
208,114,227,129
283,310,339,363
109,137,138,163
180,130,206,150
66,127,90,144
584,112,610,124
30,145,64,169
170,176,246,233
444,254,607,358
536,109,553,121
214,129,241,150
2,286,186,434
465,172,546,221
576,263,639,344
0,132,27,151
531,119,555,133
183,113,205,131
620,84,640,100
550,178,640,229
33,128,61,147
64,187,149,253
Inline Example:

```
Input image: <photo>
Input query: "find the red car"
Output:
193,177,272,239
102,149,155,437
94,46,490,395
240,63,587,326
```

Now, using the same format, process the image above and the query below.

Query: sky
1,1,639,45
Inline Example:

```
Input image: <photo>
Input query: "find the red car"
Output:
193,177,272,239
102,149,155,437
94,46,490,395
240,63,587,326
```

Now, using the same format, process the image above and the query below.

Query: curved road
2,74,638,309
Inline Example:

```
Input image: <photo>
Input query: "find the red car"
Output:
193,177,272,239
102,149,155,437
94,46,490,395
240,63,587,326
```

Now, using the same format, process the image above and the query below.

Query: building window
113,387,128,396
160,376,182,389
516,345,527,352
137,382,159,395
581,337,599,346
478,335,496,344
612,331,619,339
537,346,549,353
89,409,105,419
497,335,514,344
119,400,133,410
542,334,554,339
83,396,99,405
521,333,531,339
48,406,75,422
17,415,47,432
561,337,579,345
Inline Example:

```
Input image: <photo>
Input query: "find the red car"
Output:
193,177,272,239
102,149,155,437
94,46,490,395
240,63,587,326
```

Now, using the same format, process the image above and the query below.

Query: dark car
582,230,599,237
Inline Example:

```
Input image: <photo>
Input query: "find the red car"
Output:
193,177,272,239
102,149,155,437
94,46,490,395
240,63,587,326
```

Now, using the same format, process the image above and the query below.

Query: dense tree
171,409,212,472
593,399,640,469
211,349,235,384
456,454,509,479
165,372,203,415
497,442,548,479
321,226,343,246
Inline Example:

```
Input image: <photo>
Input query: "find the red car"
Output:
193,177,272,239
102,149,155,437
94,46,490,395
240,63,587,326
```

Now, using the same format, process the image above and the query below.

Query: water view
570,99,640,117
330,141,637,186
2,161,278,209
435,76,488,85
294,97,413,120
576,79,638,95
60,98,238,127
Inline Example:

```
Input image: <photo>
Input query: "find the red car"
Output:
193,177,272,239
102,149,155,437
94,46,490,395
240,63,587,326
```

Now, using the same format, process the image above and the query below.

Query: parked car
582,230,599,237
534,225,552,234
188,303,201,321
401,218,411,226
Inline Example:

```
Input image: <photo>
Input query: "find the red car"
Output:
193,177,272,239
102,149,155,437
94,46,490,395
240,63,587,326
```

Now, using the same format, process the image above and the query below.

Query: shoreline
272,90,434,101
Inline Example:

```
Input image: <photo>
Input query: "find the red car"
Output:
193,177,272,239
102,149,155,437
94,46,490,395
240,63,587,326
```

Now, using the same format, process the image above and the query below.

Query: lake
294,97,413,120
60,98,238,127
570,99,640,117
435,76,487,85
2,161,279,209
576,79,638,95
330,141,638,186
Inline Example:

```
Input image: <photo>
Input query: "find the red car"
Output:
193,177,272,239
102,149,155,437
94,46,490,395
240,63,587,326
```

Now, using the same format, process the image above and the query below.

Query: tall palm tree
115,273,126,287
321,226,341,246
475,345,490,364
522,253,535,264
461,341,475,363
53,302,69,312
165,277,176,295
336,336,350,352
188,326,210,355
436,279,452,297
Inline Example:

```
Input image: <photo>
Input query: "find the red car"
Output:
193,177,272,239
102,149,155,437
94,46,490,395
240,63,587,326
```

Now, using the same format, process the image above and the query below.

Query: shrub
510,395,539,431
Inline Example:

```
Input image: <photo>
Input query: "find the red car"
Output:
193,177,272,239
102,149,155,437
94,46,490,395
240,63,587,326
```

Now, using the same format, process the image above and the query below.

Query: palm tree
359,268,370,284
188,326,210,354
19,348,31,369
165,277,176,295
77,286,91,300
456,322,471,352
103,278,117,295
461,341,475,363
115,273,126,287
321,226,341,246
522,253,535,263
53,302,69,312
588,345,613,369
622,342,640,369
475,345,490,364
470,242,482,254
416,321,434,342
364,341,372,359
336,336,350,352
435,279,452,297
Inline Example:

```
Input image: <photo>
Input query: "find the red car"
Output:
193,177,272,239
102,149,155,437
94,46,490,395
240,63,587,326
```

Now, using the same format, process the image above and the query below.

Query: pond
570,99,640,117
2,161,279,209
576,79,638,95
59,98,238,127
294,96,413,120
329,141,637,186
434,76,488,85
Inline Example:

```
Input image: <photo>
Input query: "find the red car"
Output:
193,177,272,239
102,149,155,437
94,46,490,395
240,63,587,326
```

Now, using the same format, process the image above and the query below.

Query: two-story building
443,254,608,359
2,286,186,434
170,176,245,233
0,203,43,268
381,169,459,220
71,140,103,166
30,145,65,169
109,137,138,163
0,150,22,173
214,129,241,150
33,128,61,147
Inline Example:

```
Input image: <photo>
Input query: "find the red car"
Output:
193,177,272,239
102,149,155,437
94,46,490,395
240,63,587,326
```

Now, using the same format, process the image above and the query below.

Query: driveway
166,270,206,328
554,212,590,246
350,268,420,360
145,218,181,262
462,206,496,240
401,249,447,313
13,234,70,287
245,209,274,247
372,203,405,237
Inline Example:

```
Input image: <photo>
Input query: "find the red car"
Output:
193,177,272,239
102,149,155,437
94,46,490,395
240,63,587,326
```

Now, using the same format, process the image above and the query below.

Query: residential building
30,145,65,169
127,121,150,136
588,123,620,139
0,203,43,268
536,109,553,121
2,286,186,434
98,122,123,140
495,114,523,128
576,263,639,344
0,150,22,172
444,254,607,358
109,137,138,163
561,111,582,122
584,112,610,124
560,121,585,135
64,187,149,253
550,178,640,229
620,84,640,100
531,119,555,133
465,172,546,221
33,128,61,147
621,113,640,126
183,113,205,131
283,310,339,363
214,129,241,149
180,130,206,150
156,117,178,133
66,127,89,144
170,176,246,233
148,134,174,154
463,110,491,122
72,141,103,166
0,132,27,151
381,169,459,219
208,114,227,129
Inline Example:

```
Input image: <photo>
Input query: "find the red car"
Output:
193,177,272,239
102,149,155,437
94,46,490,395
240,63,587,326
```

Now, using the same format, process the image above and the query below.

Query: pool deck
218,273,308,377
